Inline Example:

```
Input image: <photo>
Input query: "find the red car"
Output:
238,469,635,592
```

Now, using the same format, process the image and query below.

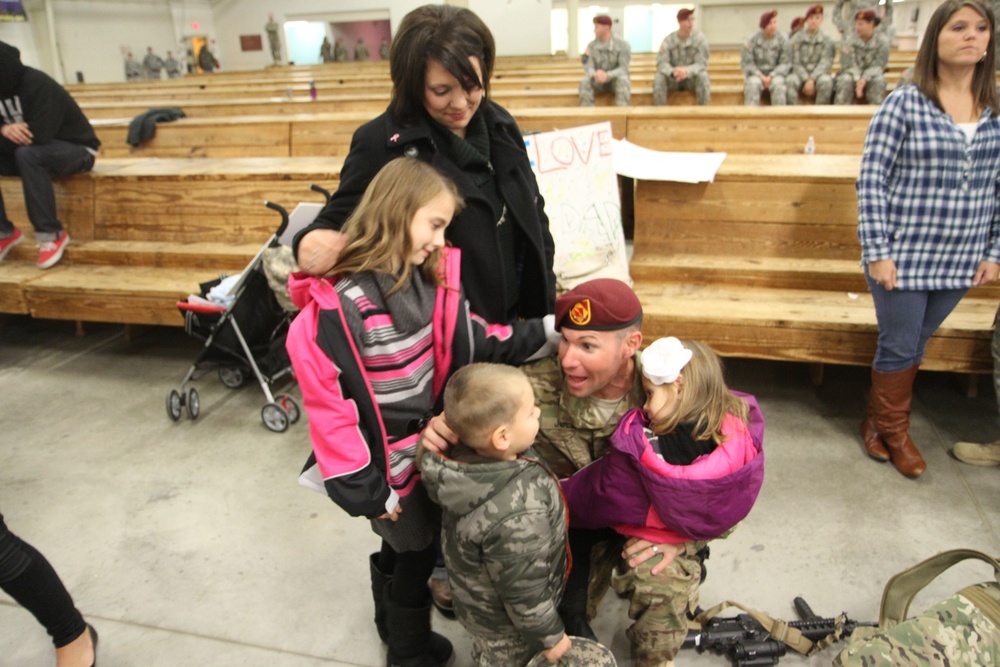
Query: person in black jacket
293,4,556,326
0,41,100,269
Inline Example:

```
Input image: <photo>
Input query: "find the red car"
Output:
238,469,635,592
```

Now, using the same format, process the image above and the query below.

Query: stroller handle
264,200,290,238
310,183,333,204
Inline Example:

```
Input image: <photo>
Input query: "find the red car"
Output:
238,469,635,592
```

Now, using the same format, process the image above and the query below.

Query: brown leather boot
869,366,926,478
860,401,890,462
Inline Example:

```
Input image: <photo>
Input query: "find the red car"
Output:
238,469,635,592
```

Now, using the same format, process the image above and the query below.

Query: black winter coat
293,101,556,323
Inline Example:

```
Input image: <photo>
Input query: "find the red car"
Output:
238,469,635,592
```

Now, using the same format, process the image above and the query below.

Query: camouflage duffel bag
834,549,1000,666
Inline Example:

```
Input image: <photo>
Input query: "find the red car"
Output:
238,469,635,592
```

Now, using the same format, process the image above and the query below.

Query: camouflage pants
833,73,886,105
470,633,536,667
604,543,704,667
785,73,834,105
652,72,711,105
579,76,631,106
744,75,787,106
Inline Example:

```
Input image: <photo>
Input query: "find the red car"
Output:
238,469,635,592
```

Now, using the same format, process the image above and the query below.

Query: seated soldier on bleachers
834,10,889,105
786,4,836,104
653,8,711,106
579,14,631,107
741,9,792,106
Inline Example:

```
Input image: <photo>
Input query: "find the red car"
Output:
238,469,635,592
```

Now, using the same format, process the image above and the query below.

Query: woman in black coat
293,4,555,324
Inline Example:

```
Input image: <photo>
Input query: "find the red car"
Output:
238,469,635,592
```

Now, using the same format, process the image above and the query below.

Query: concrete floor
1,315,998,667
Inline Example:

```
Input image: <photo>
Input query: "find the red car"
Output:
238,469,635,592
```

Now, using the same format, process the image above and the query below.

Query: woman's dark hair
913,0,999,116
389,4,495,124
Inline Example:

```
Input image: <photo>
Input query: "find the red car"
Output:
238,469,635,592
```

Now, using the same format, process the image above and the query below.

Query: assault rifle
681,597,876,667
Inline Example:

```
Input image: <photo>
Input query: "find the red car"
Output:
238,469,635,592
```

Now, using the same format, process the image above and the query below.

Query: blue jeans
865,268,968,372
0,140,95,242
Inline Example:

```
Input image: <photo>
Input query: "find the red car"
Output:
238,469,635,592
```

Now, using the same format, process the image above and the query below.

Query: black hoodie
0,41,99,155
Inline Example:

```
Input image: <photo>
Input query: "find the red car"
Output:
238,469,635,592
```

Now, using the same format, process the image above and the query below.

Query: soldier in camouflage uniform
423,279,707,667
579,15,631,106
354,37,370,61
419,364,571,667
834,10,889,105
124,52,142,82
832,0,893,37
786,4,836,105
741,10,792,106
653,8,711,106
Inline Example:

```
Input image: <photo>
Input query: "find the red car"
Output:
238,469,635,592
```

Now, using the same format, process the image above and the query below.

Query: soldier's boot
953,439,1000,466
384,588,453,667
870,365,926,478
860,398,890,462
558,579,598,641
370,553,391,643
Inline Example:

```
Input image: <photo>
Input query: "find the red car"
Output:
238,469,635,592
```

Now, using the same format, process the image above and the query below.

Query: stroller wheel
262,403,290,433
187,388,201,420
219,367,245,389
166,389,183,421
276,394,300,424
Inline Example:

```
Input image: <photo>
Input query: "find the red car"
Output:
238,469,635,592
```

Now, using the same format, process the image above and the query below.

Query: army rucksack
834,549,1000,666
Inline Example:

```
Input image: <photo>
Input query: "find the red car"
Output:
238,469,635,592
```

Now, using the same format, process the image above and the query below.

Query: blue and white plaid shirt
857,84,1000,290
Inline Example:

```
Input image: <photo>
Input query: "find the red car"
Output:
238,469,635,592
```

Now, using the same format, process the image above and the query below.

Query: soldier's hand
623,538,683,576
673,66,689,82
803,79,816,96
760,74,772,90
856,79,867,99
594,69,610,85
420,413,458,454
544,633,571,662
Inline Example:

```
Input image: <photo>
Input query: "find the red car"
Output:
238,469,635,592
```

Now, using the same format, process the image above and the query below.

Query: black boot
384,589,453,667
370,553,391,643
557,579,597,641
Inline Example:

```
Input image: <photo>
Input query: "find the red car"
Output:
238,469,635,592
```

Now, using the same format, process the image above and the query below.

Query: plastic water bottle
804,136,816,155
309,80,317,101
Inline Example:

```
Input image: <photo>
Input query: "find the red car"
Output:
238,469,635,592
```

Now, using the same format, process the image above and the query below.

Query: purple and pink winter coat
285,248,552,519
560,391,764,543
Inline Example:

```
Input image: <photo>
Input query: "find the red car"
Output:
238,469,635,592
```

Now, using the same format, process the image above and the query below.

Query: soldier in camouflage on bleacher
741,9,792,105
786,4,836,104
834,10,889,105
653,8,711,106
833,0,893,37
579,14,631,106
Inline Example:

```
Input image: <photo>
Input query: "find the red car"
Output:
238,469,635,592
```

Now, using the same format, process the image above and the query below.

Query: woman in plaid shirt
858,0,1000,478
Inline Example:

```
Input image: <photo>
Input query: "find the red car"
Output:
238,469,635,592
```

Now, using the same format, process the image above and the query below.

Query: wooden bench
0,157,342,326
93,106,870,160
630,154,997,375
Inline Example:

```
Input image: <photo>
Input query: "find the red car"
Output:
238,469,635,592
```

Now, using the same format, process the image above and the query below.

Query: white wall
3,0,942,84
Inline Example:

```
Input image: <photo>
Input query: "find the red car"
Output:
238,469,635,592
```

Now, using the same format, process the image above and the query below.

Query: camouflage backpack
834,549,1000,666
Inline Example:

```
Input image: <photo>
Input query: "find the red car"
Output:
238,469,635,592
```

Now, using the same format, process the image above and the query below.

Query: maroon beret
760,9,778,29
554,279,642,332
677,8,694,21
806,4,824,18
856,9,877,22
594,15,612,27
791,16,804,31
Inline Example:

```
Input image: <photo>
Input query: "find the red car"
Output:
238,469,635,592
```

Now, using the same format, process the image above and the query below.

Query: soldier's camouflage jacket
741,31,792,77
419,444,569,651
789,29,836,80
525,354,646,480
656,31,710,77
583,36,632,82
840,32,890,82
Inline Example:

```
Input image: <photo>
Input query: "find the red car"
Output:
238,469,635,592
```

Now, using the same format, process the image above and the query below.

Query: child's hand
622,538,683,576
419,413,459,454
379,505,402,522
543,633,571,663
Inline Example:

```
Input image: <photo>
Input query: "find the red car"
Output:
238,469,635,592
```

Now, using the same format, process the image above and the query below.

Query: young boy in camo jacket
418,363,572,666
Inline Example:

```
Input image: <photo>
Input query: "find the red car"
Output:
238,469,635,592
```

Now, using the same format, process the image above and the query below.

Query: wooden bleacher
6,49,993,378
0,157,342,326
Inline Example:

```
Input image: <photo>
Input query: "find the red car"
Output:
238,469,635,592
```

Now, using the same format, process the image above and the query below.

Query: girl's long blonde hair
653,340,748,445
328,157,464,295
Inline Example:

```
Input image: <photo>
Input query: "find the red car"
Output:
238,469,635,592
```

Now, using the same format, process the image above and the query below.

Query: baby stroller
166,194,323,432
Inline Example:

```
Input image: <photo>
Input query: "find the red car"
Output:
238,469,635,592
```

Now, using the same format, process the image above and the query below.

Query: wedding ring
652,545,659,554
